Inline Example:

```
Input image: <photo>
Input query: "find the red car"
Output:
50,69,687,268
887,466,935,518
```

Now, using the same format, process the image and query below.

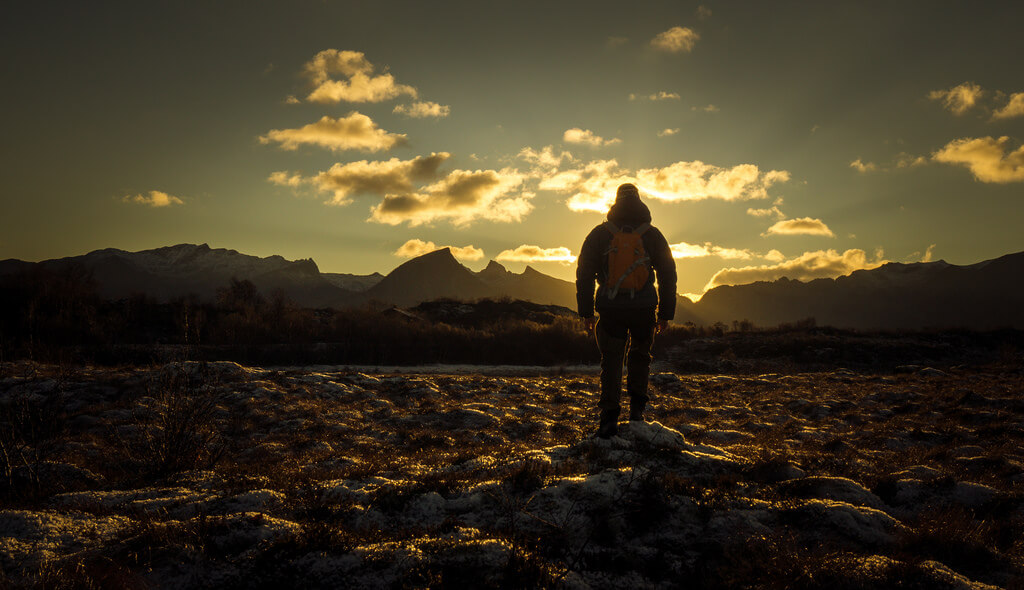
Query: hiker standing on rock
576,183,677,438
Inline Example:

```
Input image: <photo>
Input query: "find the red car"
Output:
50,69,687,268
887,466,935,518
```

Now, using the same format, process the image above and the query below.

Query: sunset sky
2,1,1023,297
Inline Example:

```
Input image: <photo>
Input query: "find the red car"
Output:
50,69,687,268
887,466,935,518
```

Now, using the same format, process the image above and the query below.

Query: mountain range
2,243,1023,329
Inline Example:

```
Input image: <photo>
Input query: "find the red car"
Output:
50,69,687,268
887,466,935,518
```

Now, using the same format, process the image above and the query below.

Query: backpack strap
602,221,619,234
634,222,651,235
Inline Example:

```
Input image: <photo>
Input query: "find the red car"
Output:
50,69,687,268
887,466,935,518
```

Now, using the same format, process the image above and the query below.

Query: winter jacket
575,196,677,321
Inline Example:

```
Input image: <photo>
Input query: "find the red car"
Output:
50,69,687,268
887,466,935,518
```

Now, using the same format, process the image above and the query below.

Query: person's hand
584,317,597,332
656,320,668,334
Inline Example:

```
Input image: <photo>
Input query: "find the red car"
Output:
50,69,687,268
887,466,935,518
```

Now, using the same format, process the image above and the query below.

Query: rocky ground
2,359,1023,588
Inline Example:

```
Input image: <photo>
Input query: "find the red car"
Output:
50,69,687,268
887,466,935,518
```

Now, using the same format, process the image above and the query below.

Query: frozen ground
1,360,1023,588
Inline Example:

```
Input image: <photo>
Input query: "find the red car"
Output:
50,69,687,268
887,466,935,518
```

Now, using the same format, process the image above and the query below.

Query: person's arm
576,229,600,320
649,228,677,322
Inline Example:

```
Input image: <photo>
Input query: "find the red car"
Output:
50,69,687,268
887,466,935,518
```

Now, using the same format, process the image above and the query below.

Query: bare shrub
0,384,68,500
109,365,225,478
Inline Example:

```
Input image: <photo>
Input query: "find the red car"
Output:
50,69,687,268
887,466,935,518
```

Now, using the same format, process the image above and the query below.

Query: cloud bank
670,241,754,260
394,239,483,261
538,157,790,213
274,153,450,205
704,248,885,291
259,113,406,152
932,136,1024,183
495,245,577,264
369,168,529,226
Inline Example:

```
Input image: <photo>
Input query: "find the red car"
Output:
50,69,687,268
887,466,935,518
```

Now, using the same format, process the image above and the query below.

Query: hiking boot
628,411,644,422
596,422,618,439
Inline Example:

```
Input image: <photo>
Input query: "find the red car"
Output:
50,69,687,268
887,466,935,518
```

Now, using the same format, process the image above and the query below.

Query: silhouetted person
576,183,677,438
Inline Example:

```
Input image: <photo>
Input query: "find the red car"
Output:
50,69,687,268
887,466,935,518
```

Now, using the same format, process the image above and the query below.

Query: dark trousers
596,308,656,429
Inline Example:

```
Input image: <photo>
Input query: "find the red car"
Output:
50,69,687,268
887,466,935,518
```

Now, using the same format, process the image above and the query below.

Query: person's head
615,183,641,202
607,183,651,226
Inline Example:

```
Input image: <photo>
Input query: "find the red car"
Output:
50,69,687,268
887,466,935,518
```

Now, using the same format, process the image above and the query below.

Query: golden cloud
992,93,1024,120
650,26,700,53
394,239,483,261
657,128,679,137
704,248,885,291
764,217,834,237
303,153,451,205
670,241,754,260
259,113,406,153
302,49,416,104
932,136,1024,183
393,101,450,118
369,168,529,226
563,128,621,147
123,190,183,207
496,245,577,264
928,82,984,115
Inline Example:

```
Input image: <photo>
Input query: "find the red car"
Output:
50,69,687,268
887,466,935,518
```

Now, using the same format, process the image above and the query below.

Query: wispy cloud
657,128,679,137
669,241,755,260
746,205,785,219
495,245,577,264
928,82,984,115
851,154,926,173
763,217,834,237
259,113,406,152
393,101,450,118
692,104,719,113
992,92,1024,120
932,136,1024,183
563,128,621,147
704,248,885,291
629,91,681,101
123,190,184,207
696,5,712,19
906,244,937,263
650,26,700,53
517,145,575,170
606,36,629,49
369,168,530,227
302,49,416,104
394,239,483,261
922,244,936,262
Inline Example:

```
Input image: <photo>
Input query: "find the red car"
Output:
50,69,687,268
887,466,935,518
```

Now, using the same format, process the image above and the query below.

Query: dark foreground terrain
2,358,1023,588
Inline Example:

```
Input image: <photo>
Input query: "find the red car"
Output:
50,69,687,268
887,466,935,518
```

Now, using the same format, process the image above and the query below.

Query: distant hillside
691,252,1024,329
363,248,578,308
321,271,383,292
4,244,1024,329
0,244,363,309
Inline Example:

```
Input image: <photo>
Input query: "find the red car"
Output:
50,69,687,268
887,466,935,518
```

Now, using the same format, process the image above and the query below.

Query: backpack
603,221,651,299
